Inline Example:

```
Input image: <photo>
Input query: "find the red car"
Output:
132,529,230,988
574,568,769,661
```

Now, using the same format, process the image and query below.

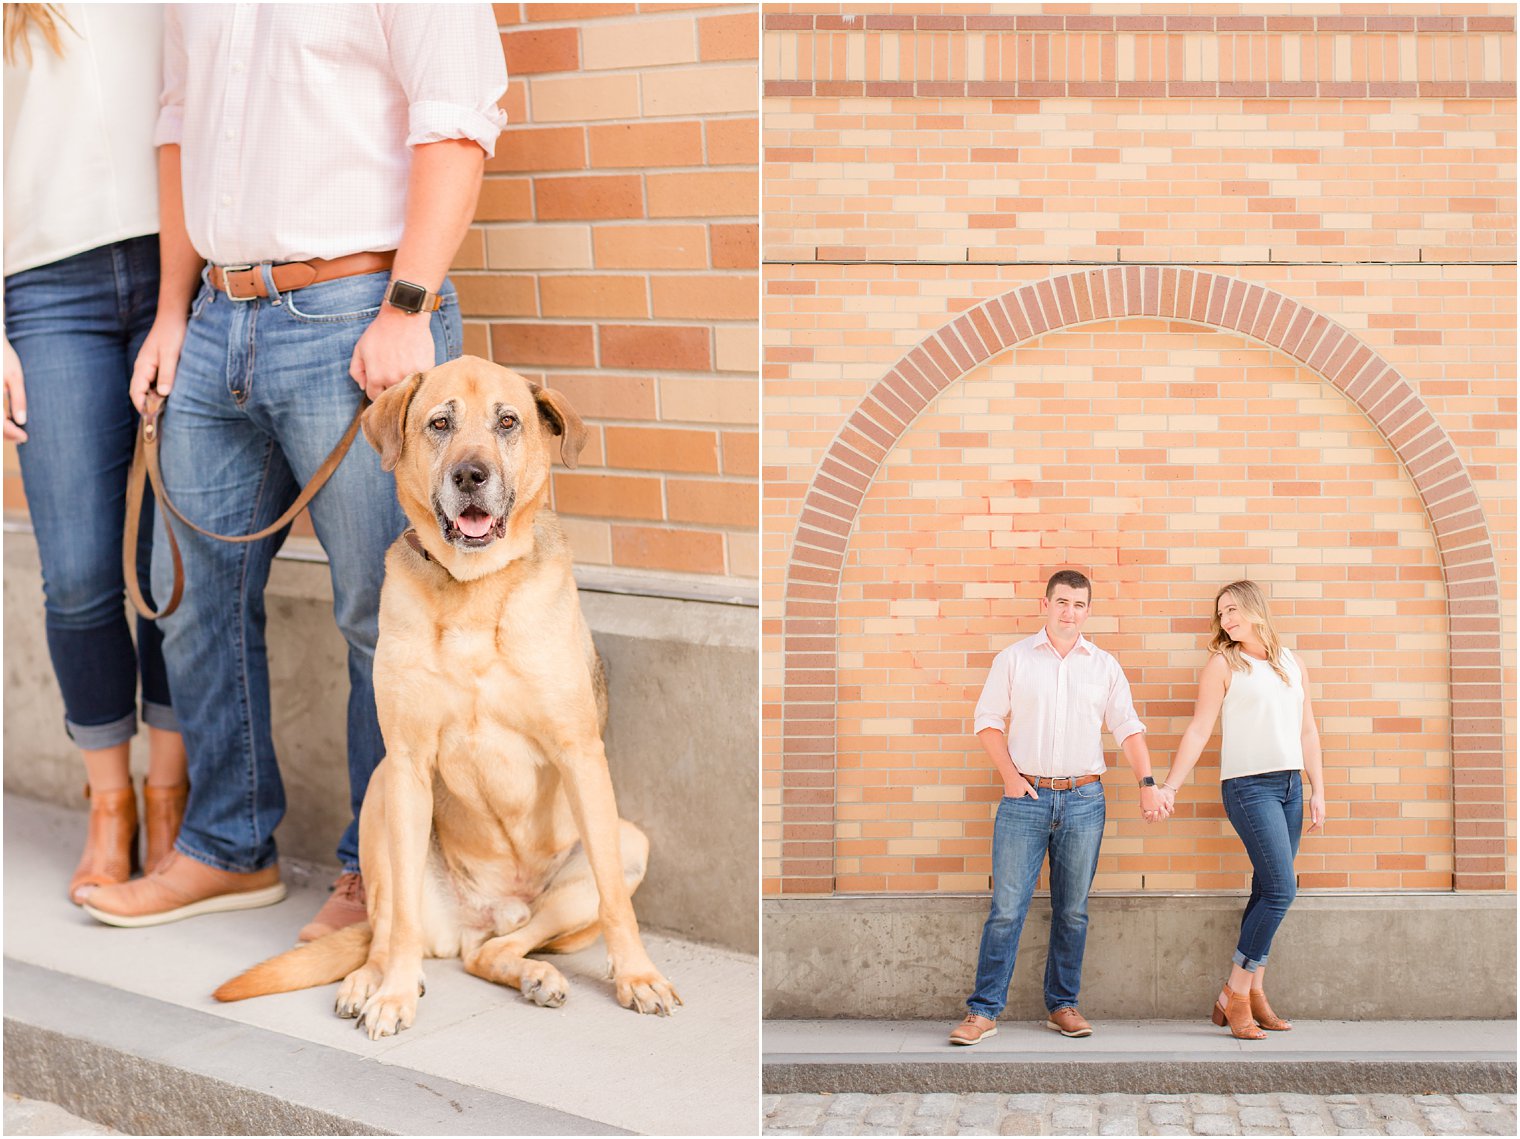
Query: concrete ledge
5,961,618,1137
762,1019,1519,1095
763,894,1517,1020
3,532,757,954
3,796,759,1136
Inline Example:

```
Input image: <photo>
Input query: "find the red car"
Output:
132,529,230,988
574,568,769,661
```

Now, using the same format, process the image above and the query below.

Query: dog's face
361,356,586,553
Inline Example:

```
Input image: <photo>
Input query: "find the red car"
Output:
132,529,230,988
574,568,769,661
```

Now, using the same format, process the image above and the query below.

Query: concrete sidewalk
3,796,759,1135
763,1019,1517,1096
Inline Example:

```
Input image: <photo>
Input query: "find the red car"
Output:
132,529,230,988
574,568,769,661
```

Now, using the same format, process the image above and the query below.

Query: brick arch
778,267,1503,894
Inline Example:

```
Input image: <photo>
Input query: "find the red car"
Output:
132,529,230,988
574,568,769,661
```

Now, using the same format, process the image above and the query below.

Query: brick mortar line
762,15,1517,33
763,81,1518,96
760,260,1520,268
501,6,758,34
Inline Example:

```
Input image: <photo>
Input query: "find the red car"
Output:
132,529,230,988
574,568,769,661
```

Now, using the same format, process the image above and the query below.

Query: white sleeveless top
2,5,161,277
1219,646,1305,780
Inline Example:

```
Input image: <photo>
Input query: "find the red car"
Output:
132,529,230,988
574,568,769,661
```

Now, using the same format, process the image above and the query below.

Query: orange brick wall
468,3,762,583
762,6,1516,896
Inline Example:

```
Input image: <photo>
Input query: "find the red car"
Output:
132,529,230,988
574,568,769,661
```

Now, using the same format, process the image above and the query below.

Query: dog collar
403,528,432,562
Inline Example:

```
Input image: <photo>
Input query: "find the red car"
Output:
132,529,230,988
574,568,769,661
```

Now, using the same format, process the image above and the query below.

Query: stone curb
763,1058,1519,1096
4,960,626,1136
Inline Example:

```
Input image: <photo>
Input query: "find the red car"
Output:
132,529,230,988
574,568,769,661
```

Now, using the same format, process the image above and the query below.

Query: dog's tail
213,922,372,1002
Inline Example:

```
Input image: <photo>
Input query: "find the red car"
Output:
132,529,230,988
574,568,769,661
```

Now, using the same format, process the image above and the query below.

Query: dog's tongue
457,509,494,539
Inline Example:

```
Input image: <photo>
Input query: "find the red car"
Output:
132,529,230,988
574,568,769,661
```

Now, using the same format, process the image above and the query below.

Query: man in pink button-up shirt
949,570,1166,1046
88,6,507,938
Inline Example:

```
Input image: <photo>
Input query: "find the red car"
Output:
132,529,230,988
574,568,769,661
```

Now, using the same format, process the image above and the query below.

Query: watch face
389,280,427,311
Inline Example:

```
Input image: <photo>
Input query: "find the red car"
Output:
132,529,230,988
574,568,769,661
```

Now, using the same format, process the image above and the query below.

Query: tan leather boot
1211,986,1266,1040
1250,989,1292,1031
69,785,139,905
143,782,189,871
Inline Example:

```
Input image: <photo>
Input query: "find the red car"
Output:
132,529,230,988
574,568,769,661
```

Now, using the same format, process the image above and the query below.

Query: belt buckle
219,264,259,302
1050,776,1072,790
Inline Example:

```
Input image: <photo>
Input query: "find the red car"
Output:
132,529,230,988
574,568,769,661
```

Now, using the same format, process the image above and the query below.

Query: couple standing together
950,570,1327,1046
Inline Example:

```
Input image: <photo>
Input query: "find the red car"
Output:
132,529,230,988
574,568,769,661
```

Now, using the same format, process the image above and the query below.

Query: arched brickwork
777,267,1504,894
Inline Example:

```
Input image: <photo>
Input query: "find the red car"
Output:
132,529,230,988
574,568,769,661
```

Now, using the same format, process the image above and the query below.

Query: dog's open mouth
442,505,508,548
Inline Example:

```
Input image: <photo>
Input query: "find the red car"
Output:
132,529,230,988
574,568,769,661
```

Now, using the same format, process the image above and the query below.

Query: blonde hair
1208,580,1292,686
4,4,74,66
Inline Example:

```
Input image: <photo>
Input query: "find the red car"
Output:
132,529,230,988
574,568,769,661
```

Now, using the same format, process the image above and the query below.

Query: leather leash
123,389,368,620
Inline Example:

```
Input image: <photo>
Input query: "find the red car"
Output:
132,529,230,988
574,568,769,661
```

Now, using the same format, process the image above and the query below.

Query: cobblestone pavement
763,1091,1518,1136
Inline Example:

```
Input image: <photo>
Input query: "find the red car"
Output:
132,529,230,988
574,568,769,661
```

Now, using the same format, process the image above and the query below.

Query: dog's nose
451,461,489,492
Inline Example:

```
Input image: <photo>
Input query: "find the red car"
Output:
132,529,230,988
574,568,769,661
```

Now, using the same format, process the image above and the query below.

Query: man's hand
1156,784,1177,817
1003,775,1038,801
130,314,190,413
3,335,27,442
1139,783,1167,822
351,308,435,401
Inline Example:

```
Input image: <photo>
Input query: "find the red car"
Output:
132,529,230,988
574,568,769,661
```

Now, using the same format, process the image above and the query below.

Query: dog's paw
518,959,569,1008
357,989,419,1039
614,969,682,1016
356,968,426,1039
335,963,382,1019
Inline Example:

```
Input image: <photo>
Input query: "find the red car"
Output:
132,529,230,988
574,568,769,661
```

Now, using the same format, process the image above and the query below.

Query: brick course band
764,80,1518,99
776,268,1503,896
764,14,1517,34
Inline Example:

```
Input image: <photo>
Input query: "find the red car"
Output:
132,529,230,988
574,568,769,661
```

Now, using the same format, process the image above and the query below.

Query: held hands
3,335,26,442
1139,782,1171,823
351,307,435,401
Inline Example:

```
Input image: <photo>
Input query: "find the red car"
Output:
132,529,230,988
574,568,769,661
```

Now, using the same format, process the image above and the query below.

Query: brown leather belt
209,250,396,301
1019,772,1102,790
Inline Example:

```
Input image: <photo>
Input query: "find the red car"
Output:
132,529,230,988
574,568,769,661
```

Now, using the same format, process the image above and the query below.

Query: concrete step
763,1019,1517,1096
3,796,759,1136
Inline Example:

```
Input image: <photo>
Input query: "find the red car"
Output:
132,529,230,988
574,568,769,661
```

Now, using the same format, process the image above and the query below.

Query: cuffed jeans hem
341,860,361,875
65,710,137,751
141,700,180,734
173,837,279,876
1048,1003,1079,1014
966,1001,1002,1020
1232,949,1267,972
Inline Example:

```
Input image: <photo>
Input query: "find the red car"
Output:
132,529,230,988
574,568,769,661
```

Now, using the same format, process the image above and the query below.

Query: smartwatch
385,279,443,315
1139,775,1157,788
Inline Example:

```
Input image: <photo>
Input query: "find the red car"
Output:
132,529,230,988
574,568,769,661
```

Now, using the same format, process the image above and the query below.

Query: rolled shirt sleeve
381,4,509,157
973,648,1016,736
153,5,184,146
1103,661,1146,745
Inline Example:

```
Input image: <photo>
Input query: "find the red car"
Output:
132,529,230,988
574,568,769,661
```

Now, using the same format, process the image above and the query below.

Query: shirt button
221,195,233,206
225,129,235,141
232,61,245,73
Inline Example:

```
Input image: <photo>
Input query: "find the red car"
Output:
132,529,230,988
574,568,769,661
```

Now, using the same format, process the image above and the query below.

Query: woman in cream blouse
1158,580,1326,1040
4,4,187,902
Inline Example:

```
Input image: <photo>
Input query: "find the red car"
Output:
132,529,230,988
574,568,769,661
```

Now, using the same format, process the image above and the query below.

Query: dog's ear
530,382,587,470
361,372,425,472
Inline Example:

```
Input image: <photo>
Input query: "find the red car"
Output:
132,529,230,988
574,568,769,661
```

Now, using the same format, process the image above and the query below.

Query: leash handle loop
123,391,369,620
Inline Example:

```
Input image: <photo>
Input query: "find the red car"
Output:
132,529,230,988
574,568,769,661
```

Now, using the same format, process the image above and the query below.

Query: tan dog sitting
215,356,679,1037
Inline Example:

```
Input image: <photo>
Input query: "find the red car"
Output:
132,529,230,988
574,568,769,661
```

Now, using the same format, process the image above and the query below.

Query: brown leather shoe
143,782,189,871
1045,1006,1093,1037
1250,989,1292,1031
297,871,367,942
69,785,139,905
948,1013,998,1045
81,850,284,927
1211,986,1267,1040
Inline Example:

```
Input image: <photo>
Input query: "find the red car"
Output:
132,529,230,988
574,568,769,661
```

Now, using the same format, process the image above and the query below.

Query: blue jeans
1222,769,1303,971
151,266,460,874
4,235,177,749
967,781,1106,1018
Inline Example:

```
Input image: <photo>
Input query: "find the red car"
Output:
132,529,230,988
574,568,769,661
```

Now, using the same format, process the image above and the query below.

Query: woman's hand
130,313,189,413
3,335,27,442
1157,784,1177,814
1308,790,1326,832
